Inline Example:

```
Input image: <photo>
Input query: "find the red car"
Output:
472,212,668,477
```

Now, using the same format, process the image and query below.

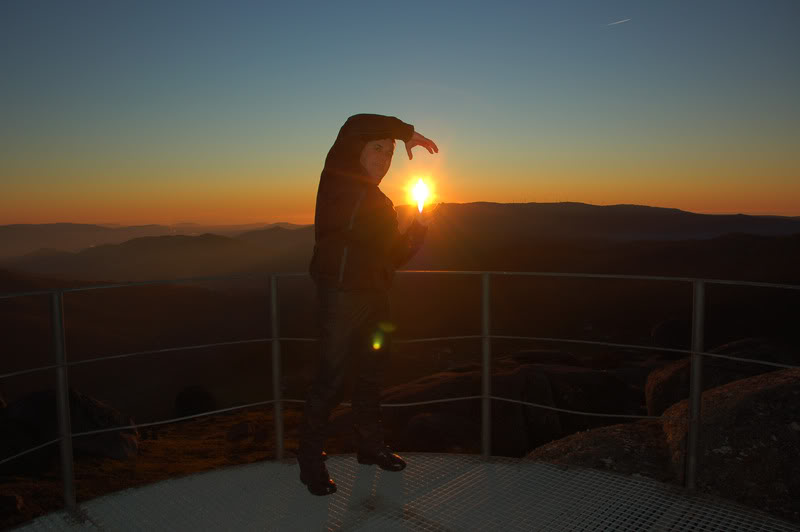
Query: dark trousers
298,281,391,463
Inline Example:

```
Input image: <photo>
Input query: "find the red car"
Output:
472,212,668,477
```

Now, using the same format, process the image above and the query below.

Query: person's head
359,138,395,184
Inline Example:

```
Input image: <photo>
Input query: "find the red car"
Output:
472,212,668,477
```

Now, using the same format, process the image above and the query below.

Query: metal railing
1,270,799,520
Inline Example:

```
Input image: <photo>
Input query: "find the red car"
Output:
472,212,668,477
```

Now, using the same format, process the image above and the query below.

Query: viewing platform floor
14,453,799,531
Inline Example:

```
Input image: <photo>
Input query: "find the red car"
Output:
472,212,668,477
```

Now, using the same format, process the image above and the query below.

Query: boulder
174,385,217,419
525,419,674,483
645,338,797,416
662,368,800,523
1,388,139,473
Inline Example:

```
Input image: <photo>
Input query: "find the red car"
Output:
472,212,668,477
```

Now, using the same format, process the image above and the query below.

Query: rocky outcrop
0,388,139,473
645,338,796,415
528,368,800,524
661,368,800,521
525,419,675,482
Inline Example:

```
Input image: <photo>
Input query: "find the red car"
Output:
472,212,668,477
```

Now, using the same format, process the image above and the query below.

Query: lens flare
372,330,384,350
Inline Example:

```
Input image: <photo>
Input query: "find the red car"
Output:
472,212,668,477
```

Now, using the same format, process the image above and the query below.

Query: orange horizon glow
3,165,800,226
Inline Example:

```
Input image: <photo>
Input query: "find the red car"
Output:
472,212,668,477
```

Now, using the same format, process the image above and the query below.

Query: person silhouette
298,113,438,495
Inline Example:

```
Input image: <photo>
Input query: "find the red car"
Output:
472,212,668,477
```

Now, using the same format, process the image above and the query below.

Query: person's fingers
406,144,413,160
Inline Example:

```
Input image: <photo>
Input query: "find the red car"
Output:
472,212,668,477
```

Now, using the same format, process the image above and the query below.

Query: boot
299,459,337,496
357,445,406,472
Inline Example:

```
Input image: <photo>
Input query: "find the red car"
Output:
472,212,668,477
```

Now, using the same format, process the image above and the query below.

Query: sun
407,177,436,213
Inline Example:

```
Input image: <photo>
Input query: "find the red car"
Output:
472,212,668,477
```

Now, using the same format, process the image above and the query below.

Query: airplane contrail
607,18,631,26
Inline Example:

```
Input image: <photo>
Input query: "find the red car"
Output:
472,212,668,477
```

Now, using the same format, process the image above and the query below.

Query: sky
2,0,799,225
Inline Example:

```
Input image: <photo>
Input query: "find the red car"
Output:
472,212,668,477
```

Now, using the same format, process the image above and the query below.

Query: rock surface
526,419,675,482
645,338,796,415
661,368,800,521
528,368,800,525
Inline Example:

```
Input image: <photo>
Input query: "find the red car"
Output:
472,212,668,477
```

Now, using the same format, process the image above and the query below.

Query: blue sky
2,1,799,224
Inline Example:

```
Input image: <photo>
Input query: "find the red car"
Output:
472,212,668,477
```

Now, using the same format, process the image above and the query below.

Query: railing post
51,290,77,515
481,273,492,459
686,279,705,491
269,275,284,461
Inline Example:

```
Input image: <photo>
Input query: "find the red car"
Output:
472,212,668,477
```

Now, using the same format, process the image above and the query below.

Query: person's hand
406,219,428,246
404,131,438,160
414,202,442,227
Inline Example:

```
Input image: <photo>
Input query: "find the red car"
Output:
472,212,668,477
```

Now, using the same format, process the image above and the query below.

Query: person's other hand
405,131,438,160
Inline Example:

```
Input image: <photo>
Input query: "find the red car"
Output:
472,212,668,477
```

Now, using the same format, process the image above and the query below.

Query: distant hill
0,223,172,260
0,231,313,283
0,224,319,283
395,202,800,242
0,222,312,259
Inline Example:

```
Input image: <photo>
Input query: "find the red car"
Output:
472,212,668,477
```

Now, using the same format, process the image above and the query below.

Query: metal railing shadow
1,270,798,520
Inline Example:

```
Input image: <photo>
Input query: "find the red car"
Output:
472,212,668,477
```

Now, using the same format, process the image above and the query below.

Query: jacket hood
323,132,379,183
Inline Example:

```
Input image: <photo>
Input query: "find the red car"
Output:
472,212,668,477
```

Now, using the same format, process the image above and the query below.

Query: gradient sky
2,0,799,225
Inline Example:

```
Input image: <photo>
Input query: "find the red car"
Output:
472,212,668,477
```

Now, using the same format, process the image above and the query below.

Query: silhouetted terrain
0,222,310,260
1,202,798,422
2,202,799,527
3,203,800,285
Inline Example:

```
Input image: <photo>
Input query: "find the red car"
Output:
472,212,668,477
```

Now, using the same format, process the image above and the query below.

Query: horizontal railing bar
0,289,55,300
5,335,790,383
380,396,484,407
276,336,482,344
492,335,692,355
402,270,800,290
491,396,667,420
283,396,485,408
703,279,800,291
0,363,61,380
283,395,677,420
60,272,267,294
3,271,798,301
65,338,271,368
395,335,483,344
70,399,278,438
0,437,62,467
699,350,800,370
401,270,696,283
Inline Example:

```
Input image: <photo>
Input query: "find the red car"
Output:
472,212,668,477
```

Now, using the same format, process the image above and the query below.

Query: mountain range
2,202,799,286
0,221,309,260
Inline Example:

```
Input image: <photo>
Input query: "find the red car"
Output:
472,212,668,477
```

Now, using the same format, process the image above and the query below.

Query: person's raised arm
339,114,439,160
339,114,414,143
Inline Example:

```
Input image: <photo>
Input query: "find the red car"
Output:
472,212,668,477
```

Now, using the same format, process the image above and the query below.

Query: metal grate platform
14,453,799,531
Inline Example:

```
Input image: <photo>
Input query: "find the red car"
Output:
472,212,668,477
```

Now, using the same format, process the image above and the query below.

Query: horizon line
3,200,800,227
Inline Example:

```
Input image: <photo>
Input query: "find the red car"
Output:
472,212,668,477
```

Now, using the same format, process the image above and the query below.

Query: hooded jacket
309,114,426,290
